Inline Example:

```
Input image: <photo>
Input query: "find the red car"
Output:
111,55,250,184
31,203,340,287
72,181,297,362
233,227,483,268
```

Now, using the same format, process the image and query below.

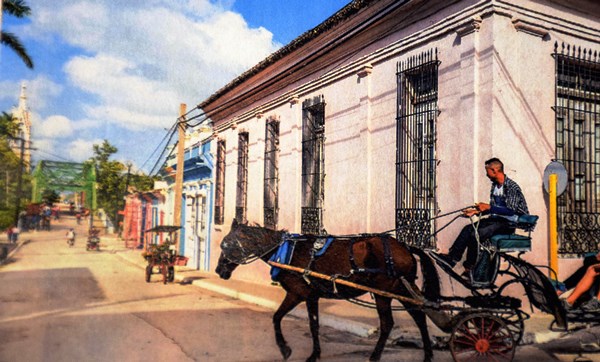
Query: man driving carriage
432,158,529,276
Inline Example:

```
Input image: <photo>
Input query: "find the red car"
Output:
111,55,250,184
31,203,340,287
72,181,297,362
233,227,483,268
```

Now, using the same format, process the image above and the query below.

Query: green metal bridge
31,161,97,209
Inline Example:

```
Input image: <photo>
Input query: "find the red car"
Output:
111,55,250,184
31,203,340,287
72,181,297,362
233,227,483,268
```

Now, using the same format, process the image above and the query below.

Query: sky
0,0,350,173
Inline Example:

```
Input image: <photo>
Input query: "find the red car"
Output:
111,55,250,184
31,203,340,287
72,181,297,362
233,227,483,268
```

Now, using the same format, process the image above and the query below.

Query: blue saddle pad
313,237,334,257
269,240,295,281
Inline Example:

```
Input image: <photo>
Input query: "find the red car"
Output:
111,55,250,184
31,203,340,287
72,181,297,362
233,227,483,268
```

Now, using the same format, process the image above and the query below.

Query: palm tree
1,0,33,69
0,111,18,138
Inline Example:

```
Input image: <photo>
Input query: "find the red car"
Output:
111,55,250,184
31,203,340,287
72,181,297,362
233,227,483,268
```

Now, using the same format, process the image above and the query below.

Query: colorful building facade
195,0,599,286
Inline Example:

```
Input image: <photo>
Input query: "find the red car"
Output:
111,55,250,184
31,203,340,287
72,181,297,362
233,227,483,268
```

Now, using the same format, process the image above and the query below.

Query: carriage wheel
168,266,175,282
495,311,525,345
449,313,516,362
145,265,152,283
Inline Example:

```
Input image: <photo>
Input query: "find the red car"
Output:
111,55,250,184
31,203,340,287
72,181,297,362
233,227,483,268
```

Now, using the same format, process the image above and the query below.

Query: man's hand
463,207,480,217
475,203,491,212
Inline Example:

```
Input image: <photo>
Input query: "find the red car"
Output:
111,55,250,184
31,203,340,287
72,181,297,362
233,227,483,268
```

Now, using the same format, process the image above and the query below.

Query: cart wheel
449,313,516,362
161,265,168,284
145,265,152,283
168,266,175,282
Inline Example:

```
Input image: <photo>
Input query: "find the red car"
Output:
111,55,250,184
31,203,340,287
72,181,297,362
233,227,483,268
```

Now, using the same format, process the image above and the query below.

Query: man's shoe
580,298,600,312
430,252,457,269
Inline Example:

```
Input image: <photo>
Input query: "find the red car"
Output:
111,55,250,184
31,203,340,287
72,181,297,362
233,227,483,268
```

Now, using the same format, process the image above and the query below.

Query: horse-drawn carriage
216,211,599,362
142,226,188,284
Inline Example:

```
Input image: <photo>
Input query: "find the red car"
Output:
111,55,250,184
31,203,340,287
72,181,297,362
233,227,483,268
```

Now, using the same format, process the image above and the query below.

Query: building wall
206,0,600,284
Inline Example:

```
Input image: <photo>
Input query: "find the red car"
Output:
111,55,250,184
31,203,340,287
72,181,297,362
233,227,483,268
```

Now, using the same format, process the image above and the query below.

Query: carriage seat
489,214,538,252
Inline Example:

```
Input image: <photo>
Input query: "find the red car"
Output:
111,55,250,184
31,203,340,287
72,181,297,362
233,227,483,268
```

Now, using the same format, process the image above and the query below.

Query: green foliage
0,112,19,138
41,189,60,204
87,140,156,224
1,0,34,69
0,210,14,230
0,117,31,227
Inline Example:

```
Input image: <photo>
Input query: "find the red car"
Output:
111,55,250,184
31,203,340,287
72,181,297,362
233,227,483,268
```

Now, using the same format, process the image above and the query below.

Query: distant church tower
9,83,32,172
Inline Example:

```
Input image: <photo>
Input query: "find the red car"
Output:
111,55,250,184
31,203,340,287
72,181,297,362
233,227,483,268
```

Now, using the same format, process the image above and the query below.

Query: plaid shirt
489,177,529,216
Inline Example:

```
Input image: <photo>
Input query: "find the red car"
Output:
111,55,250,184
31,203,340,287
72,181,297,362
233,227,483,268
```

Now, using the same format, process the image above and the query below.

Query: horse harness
270,233,401,287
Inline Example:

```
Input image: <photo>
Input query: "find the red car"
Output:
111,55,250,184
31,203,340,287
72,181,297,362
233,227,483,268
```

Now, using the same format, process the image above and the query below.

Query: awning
145,225,182,233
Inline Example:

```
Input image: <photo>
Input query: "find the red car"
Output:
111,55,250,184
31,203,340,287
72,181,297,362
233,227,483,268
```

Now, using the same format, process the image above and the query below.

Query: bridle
220,228,284,265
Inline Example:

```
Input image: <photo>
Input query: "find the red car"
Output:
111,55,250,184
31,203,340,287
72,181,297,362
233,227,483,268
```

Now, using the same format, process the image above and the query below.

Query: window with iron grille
264,118,280,229
301,96,325,235
236,132,249,223
396,49,439,249
215,140,226,225
553,42,600,254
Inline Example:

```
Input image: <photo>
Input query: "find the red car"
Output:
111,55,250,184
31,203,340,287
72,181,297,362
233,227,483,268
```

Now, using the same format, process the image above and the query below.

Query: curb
112,249,376,338
0,239,29,266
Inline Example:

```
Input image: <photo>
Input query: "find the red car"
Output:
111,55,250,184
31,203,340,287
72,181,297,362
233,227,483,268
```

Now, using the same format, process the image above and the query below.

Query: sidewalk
102,236,563,347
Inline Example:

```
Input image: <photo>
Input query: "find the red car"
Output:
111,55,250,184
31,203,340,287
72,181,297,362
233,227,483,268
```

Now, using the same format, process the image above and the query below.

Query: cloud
0,76,62,112
35,115,74,138
26,76,63,111
20,0,281,167
67,138,103,162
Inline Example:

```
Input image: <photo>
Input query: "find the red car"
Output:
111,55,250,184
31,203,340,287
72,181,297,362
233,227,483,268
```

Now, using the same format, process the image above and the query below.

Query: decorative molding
289,95,299,105
455,16,482,37
512,18,549,38
230,120,238,130
357,63,373,78
212,131,219,140
255,112,263,119
267,114,280,122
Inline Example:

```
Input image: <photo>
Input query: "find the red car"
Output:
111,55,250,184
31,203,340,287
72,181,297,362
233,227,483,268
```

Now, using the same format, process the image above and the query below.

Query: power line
140,121,178,171
148,124,179,176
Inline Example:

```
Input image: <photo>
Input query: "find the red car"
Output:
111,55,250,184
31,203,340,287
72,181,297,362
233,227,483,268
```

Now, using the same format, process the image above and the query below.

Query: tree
0,112,18,137
87,140,156,225
1,0,34,69
41,189,60,205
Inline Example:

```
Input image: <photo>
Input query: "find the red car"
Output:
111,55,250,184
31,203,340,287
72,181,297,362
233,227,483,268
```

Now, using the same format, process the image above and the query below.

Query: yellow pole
549,173,558,278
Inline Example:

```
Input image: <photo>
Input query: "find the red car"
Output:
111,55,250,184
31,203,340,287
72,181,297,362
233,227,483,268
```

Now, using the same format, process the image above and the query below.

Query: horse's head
215,219,246,279
215,252,238,280
215,219,282,279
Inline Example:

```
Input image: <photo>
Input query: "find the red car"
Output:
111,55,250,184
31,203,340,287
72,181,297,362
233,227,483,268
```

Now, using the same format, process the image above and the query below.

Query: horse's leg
406,307,433,362
370,295,394,362
274,292,303,360
305,296,321,362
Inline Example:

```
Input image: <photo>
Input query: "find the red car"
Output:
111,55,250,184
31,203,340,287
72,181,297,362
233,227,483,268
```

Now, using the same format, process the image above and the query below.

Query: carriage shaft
268,261,424,306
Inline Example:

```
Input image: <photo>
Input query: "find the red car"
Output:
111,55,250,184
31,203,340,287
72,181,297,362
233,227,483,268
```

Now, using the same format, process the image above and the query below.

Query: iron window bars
215,140,226,225
301,95,326,235
553,42,600,254
236,132,249,224
396,49,440,249
264,118,280,229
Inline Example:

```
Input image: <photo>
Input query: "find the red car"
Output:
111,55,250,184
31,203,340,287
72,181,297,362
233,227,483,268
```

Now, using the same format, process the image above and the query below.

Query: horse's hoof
281,345,292,360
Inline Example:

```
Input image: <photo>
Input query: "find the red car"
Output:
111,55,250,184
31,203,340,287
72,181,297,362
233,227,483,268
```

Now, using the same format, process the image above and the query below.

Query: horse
216,220,440,362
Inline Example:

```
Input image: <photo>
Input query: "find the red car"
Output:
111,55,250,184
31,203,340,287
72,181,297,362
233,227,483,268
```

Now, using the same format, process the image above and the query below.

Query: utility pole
13,138,25,226
116,163,132,237
173,104,186,250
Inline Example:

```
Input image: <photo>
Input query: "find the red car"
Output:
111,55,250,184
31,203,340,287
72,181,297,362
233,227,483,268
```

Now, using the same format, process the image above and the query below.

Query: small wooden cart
142,225,188,284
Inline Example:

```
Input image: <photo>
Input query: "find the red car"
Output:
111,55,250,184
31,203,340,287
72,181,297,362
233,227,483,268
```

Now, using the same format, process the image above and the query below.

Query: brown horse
216,220,440,362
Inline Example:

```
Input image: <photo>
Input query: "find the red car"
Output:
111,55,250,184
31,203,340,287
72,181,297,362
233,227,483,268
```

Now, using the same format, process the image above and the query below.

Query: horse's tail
408,245,440,302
